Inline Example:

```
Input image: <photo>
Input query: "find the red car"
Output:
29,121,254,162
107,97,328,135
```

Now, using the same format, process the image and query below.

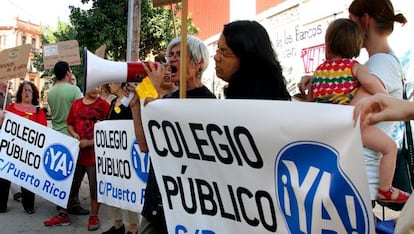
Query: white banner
0,111,79,208
95,120,149,213
141,99,375,234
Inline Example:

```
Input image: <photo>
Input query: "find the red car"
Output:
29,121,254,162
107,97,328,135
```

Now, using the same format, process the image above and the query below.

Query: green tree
69,0,198,61
35,0,199,89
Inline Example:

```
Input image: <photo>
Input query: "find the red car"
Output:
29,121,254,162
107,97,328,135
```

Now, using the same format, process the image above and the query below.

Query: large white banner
141,99,375,234
95,120,149,213
0,111,79,208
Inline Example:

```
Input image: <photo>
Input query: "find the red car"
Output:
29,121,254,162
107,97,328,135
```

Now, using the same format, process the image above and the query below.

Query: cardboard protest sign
0,111,79,208
95,120,149,212
43,40,81,69
0,44,31,81
141,99,375,234
94,44,106,58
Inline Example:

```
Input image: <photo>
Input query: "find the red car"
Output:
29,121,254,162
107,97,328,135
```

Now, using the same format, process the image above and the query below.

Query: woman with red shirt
0,81,47,214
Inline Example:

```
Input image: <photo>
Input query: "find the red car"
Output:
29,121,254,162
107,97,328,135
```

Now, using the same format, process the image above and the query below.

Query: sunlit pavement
0,177,116,234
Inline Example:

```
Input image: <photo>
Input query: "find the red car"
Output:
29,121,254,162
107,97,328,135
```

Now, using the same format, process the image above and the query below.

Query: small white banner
141,99,375,234
0,111,79,208
95,120,149,213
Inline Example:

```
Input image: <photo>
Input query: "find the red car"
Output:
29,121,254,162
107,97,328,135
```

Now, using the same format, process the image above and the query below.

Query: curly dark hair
16,81,40,105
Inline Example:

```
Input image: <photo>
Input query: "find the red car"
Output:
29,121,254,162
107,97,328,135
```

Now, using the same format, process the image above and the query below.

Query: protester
300,0,408,203
0,80,21,204
44,87,110,230
43,61,88,224
354,93,414,124
11,183,22,202
304,18,386,104
354,94,414,125
47,61,88,216
353,94,414,233
153,52,178,97
349,0,410,204
68,73,87,208
0,81,47,214
100,84,117,104
47,61,83,136
102,82,139,234
305,18,407,203
108,82,133,119
214,20,290,100
132,21,292,233
71,74,78,86
0,80,11,108
159,35,214,99
47,61,89,215
128,35,216,234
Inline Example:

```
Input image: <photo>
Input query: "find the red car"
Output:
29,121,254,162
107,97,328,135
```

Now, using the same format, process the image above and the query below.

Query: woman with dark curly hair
0,80,47,214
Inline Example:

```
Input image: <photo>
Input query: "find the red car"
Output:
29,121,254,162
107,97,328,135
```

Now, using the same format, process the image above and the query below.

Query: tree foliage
69,0,199,61
70,0,128,61
34,0,199,88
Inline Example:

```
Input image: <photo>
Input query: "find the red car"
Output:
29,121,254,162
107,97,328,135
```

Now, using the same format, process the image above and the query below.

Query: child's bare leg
361,126,397,191
351,87,395,188
362,126,410,202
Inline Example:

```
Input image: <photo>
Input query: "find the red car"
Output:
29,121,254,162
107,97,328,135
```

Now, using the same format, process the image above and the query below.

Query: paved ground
0,177,117,234
373,201,401,221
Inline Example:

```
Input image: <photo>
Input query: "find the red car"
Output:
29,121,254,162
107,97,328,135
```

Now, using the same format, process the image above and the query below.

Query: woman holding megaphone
128,35,215,234
129,19,292,232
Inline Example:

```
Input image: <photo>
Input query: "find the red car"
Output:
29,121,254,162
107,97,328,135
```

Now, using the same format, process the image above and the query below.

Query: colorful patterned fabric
311,58,360,104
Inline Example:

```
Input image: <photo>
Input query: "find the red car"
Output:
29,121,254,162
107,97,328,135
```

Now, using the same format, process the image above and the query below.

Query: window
31,38,36,51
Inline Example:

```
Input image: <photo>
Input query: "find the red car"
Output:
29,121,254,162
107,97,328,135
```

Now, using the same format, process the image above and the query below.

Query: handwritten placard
43,40,81,69
94,44,106,58
0,44,31,81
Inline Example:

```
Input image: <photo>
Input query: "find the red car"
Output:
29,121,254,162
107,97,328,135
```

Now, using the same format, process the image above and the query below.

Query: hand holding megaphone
132,61,161,100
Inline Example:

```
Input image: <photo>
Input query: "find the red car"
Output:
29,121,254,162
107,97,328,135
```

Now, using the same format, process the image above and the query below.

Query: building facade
0,17,43,100
1,0,412,100
185,0,413,98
